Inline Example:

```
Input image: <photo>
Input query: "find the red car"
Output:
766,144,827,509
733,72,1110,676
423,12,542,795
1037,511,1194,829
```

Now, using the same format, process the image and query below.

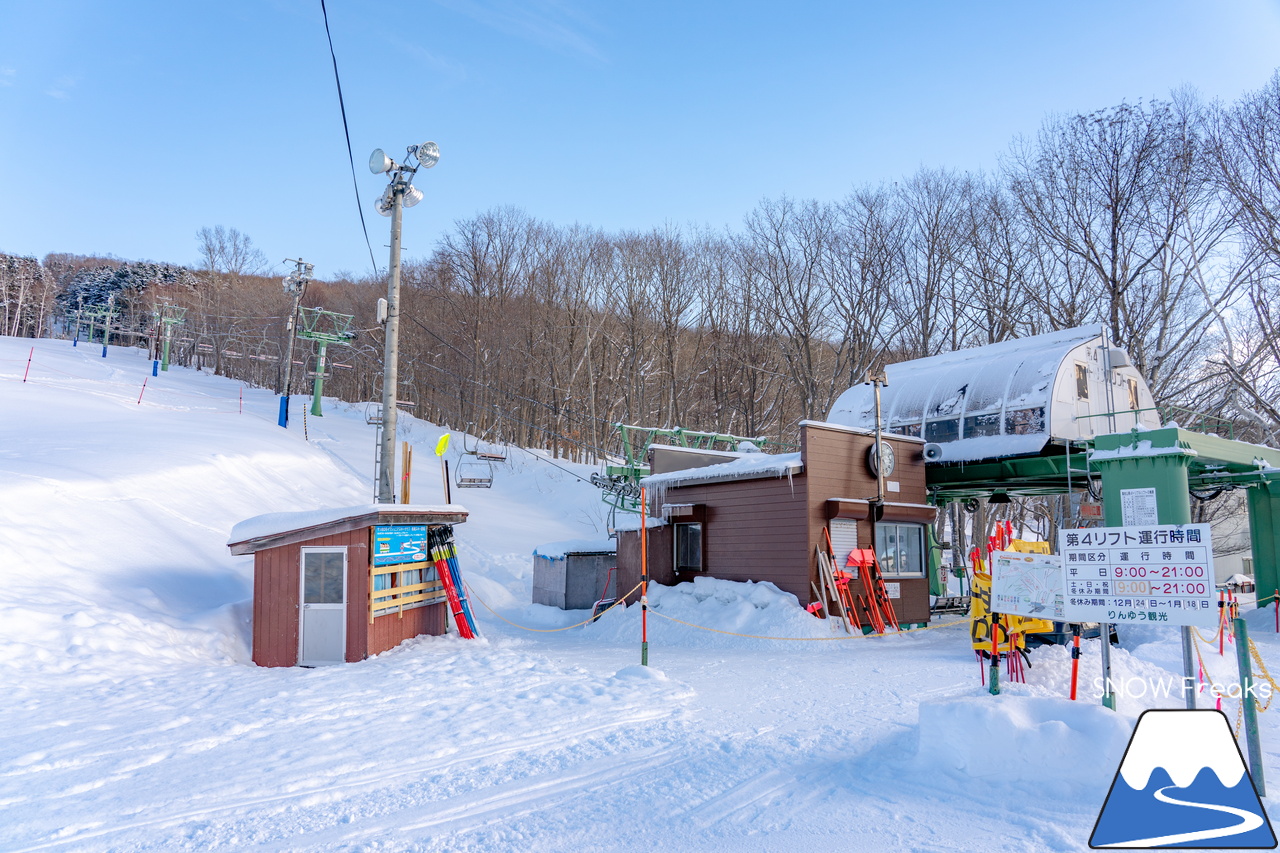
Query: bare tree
196,226,269,278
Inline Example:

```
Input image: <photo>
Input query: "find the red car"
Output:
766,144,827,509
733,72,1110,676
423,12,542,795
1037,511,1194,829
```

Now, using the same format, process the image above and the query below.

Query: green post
161,323,173,371
310,340,328,417
1248,482,1280,603
926,513,947,597
1089,428,1197,712
988,614,1001,695
1234,615,1266,797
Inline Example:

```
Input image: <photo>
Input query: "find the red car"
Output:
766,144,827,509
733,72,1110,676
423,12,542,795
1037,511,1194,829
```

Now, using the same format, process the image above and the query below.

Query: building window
1075,363,1090,400
925,418,960,443
1004,407,1045,435
1127,377,1140,412
874,523,925,578
674,522,703,572
963,411,1002,438
372,566,439,617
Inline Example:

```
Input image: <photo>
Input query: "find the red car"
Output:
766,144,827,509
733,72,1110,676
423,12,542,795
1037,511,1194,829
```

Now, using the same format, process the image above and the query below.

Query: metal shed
532,539,617,611
227,504,467,667
827,325,1161,463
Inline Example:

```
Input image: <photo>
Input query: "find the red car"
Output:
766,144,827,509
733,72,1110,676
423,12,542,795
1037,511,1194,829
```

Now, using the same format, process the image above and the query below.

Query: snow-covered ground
2,335,1278,852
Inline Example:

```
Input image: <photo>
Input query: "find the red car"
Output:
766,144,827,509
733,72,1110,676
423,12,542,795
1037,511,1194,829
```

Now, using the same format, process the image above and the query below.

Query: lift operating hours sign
1058,524,1216,628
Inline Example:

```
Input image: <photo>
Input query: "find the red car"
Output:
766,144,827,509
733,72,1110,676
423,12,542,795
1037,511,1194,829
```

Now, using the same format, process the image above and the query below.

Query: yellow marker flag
435,434,450,457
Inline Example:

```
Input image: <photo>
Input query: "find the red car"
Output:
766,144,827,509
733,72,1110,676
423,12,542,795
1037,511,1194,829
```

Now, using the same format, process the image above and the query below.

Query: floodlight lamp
375,186,395,217
403,185,424,208
414,141,440,169
369,148,393,175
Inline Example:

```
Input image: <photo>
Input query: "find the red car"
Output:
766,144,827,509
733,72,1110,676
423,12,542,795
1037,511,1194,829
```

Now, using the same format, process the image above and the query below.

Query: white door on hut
299,548,347,666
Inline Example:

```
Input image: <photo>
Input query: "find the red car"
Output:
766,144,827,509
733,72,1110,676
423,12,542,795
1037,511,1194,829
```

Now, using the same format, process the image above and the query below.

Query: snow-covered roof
639,451,803,490
228,504,468,553
533,539,616,558
827,325,1115,463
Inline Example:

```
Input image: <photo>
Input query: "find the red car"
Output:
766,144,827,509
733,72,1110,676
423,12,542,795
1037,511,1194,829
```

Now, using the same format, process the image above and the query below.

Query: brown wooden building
615,421,936,628
227,504,467,667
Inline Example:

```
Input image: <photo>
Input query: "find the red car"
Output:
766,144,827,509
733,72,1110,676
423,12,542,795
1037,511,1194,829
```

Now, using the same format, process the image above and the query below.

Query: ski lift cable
407,355,618,460
403,374,605,483
319,0,381,277
400,312,616,436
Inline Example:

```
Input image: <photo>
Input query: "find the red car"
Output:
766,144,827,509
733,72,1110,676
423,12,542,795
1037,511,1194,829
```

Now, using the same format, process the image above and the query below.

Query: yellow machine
969,539,1055,652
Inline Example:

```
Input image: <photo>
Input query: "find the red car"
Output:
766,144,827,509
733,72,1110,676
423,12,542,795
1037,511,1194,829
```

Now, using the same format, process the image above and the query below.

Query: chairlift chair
455,459,494,488
463,427,507,463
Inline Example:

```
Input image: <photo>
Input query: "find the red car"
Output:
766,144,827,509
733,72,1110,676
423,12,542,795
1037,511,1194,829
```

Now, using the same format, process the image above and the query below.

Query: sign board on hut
1058,524,1215,628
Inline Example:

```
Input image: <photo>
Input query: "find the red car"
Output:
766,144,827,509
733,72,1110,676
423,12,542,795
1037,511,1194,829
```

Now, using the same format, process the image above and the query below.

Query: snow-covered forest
5,74,1280,456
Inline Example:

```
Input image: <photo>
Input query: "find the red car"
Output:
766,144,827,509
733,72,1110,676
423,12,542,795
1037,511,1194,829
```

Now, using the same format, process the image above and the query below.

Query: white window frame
874,523,926,578
673,522,704,573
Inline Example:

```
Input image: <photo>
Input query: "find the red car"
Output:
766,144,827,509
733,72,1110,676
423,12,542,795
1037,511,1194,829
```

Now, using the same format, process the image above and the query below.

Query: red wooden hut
227,504,468,667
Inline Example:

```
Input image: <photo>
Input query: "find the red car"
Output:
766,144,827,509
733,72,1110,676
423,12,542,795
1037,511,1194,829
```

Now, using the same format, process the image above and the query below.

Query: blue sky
2,1,1279,280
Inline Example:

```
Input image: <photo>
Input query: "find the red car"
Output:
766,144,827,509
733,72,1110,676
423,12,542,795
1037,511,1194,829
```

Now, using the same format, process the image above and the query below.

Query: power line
319,0,380,276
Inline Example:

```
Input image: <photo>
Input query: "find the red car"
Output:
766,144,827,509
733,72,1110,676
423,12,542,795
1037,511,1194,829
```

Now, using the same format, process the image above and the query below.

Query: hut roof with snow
826,325,1161,463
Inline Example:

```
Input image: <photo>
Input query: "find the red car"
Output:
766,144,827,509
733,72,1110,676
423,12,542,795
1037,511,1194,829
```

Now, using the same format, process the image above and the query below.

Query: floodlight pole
279,259,312,428
377,185,405,504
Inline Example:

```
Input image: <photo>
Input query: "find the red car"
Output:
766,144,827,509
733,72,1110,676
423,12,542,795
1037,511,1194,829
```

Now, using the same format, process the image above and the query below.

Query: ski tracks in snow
0,639,694,851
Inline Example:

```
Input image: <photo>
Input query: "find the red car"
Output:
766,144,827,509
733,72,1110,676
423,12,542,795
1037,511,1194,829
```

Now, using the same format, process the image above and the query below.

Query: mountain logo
1091,709,1276,848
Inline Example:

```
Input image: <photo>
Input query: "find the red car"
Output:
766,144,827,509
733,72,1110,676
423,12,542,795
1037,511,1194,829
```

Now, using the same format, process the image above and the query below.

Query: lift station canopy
827,325,1161,463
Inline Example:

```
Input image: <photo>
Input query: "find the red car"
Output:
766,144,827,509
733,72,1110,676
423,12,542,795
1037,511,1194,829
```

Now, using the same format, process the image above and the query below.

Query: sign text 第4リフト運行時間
1058,524,1215,627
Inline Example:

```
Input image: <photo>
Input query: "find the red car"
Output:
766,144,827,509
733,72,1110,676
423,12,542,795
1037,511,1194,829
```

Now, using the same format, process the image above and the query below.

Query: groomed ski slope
1,335,1276,852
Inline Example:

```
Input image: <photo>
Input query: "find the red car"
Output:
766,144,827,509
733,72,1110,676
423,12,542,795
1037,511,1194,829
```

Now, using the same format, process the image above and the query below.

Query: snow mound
613,664,668,681
916,695,1131,792
584,576,842,649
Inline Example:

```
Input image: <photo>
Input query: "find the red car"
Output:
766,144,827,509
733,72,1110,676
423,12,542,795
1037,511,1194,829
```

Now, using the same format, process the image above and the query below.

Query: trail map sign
990,551,1065,620
1059,524,1215,627
372,524,429,567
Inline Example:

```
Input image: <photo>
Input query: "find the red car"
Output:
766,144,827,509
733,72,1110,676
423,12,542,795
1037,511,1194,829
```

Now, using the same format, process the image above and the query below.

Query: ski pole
23,347,32,383
1220,591,1226,655
640,486,649,667
1069,624,1081,700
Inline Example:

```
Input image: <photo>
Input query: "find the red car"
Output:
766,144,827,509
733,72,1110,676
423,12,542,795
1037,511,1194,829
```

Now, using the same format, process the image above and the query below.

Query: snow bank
584,576,843,649
916,695,1131,793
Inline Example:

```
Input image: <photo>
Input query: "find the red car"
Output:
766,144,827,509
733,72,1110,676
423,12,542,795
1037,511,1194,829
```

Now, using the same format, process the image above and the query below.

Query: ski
430,527,474,639
438,526,479,637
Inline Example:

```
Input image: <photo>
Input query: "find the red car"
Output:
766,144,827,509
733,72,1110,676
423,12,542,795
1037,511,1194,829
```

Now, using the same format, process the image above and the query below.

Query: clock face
868,441,896,477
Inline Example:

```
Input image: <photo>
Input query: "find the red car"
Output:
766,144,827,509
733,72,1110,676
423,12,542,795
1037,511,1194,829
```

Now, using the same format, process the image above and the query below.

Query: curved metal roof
827,325,1106,462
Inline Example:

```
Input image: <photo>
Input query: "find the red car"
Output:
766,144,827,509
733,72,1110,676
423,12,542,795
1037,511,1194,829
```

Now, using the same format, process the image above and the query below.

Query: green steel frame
602,424,778,514
295,307,356,417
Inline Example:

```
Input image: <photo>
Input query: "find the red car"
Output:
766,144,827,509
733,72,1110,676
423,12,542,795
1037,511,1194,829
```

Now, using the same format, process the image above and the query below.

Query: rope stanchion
463,582,643,633
1190,627,1280,738
645,610,968,641
463,577,966,641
